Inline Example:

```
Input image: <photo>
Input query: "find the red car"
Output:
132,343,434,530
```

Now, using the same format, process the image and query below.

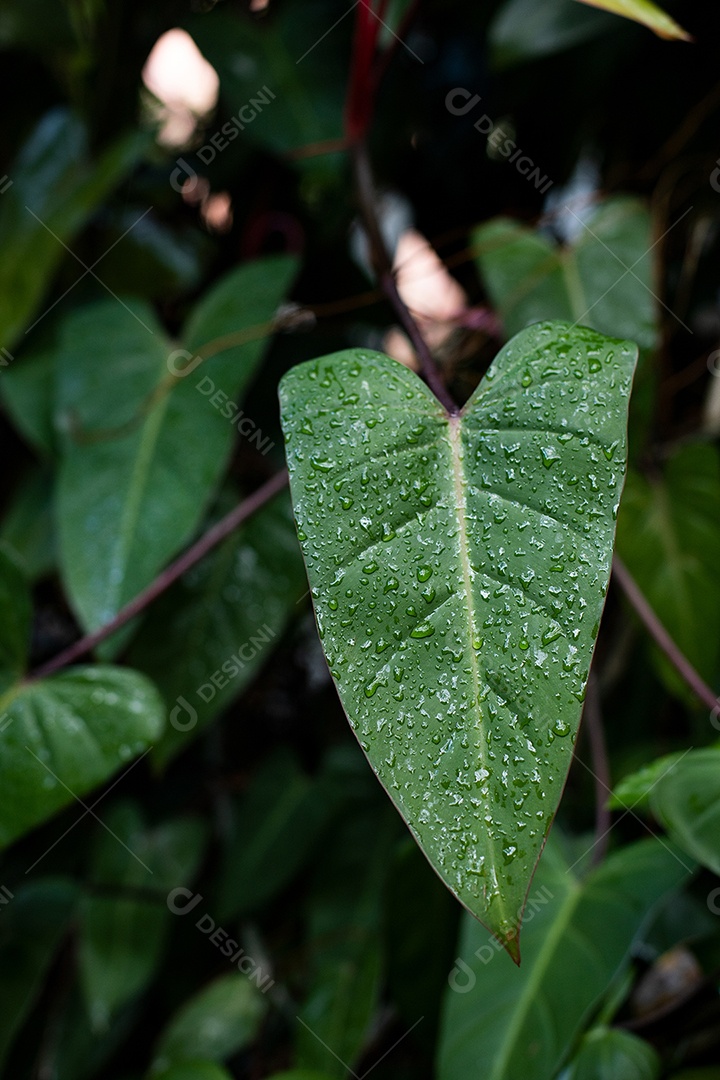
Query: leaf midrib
107,375,172,614
448,414,506,935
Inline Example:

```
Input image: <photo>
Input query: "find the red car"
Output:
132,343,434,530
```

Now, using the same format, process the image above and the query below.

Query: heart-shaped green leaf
54,255,296,637
475,199,657,349
649,748,720,876
0,666,164,847
279,321,638,955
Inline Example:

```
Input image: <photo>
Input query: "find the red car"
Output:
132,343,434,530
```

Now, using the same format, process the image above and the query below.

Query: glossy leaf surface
280,321,637,952
0,553,165,846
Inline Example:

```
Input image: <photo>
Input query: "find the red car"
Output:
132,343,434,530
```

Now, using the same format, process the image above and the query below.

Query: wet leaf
279,321,638,954
0,667,164,848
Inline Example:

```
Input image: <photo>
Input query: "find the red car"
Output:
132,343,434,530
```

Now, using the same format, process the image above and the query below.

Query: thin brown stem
613,555,719,714
30,470,289,680
350,139,458,414
583,673,611,867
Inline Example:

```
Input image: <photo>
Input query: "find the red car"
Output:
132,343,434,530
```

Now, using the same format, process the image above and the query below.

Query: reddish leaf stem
583,673,611,866
29,470,289,680
351,140,458,414
613,555,719,714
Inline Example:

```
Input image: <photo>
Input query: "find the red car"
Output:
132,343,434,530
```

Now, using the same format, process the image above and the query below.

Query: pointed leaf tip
573,0,691,42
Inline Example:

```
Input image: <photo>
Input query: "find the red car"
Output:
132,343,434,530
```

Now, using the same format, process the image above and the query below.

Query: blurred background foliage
1,0,720,1077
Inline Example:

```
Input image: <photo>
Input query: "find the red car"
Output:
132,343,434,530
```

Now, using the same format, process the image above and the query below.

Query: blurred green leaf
0,667,164,847
296,809,397,1078
97,210,208,299
129,490,305,765
280,324,637,952
649,748,720,876
489,0,614,67
265,1074,335,1080
151,1065,234,1080
610,751,687,811
55,255,297,637
384,840,459,1049
186,3,346,155
561,1026,661,1080
0,544,31,692
0,108,146,351
0,339,57,454
152,973,266,1070
1,467,56,579
573,0,690,41
616,444,720,690
216,749,332,921
0,878,77,1069
475,198,657,349
44,980,141,1080
437,836,692,1080
0,0,77,52
79,802,207,1029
